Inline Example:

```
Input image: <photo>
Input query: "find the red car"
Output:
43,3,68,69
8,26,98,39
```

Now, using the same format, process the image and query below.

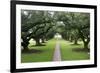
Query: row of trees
21,10,90,51
21,10,56,51
55,12,90,49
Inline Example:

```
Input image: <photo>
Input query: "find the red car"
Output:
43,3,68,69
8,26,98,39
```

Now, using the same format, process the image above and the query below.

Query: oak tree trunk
84,42,89,49
21,38,29,51
74,39,78,44
35,38,41,46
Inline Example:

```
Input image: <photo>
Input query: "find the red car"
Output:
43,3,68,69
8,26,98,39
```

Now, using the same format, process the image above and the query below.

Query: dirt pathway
53,41,61,61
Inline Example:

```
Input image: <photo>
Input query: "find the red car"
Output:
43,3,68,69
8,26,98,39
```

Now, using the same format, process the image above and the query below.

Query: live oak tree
21,10,90,51
54,12,90,49
21,10,55,50
28,11,55,46
21,10,31,51
62,12,90,49
21,10,47,50
71,13,90,49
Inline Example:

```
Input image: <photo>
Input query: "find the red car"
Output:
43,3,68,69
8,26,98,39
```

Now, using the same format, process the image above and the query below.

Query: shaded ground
72,48,90,52
30,44,46,47
22,49,43,54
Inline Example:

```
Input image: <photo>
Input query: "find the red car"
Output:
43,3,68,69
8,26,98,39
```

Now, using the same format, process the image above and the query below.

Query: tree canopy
21,10,90,51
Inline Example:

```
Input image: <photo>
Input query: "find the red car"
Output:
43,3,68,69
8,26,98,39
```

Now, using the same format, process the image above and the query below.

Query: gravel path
53,41,61,61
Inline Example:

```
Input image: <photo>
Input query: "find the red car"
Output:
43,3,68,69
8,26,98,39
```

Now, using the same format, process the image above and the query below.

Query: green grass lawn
21,39,56,63
21,38,90,63
60,39,90,61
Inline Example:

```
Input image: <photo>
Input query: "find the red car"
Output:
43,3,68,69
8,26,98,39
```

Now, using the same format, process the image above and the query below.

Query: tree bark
35,38,41,46
41,36,45,43
41,38,45,43
22,42,29,51
74,39,78,44
84,42,89,49
21,38,29,51
78,29,89,49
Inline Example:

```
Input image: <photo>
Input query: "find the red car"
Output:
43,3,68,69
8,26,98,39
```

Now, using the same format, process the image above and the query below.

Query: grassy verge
60,39,90,61
21,39,56,63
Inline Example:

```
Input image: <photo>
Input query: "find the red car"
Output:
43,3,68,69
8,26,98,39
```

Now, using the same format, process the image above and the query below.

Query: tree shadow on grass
72,48,90,52
30,44,46,47
22,49,43,54
70,43,82,45
41,41,47,43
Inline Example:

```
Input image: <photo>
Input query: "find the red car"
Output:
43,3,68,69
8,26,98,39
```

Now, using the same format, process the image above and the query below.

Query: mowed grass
60,39,90,61
21,39,56,63
21,38,90,63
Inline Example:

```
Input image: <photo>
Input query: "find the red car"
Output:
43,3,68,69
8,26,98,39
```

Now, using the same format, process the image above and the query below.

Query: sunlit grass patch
60,39,90,61
21,39,56,63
